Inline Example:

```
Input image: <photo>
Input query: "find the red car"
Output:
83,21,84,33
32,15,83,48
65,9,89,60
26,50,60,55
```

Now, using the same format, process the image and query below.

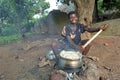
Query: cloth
61,23,85,45
52,23,86,59
53,23,86,52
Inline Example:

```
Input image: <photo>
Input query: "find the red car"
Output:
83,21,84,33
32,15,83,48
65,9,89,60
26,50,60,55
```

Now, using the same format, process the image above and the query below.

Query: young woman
52,11,108,58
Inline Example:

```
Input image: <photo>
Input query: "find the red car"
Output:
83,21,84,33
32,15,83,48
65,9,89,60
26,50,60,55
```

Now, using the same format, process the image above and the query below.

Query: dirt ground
0,35,120,80
0,19,120,80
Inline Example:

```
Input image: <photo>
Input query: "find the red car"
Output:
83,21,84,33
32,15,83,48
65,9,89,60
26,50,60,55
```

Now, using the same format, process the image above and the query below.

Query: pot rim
59,56,80,61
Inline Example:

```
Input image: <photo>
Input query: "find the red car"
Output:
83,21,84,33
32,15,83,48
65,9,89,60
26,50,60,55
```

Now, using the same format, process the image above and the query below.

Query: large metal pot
57,50,83,73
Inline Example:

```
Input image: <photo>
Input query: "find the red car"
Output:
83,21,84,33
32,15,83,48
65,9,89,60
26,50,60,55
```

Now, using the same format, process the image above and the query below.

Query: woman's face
69,14,78,24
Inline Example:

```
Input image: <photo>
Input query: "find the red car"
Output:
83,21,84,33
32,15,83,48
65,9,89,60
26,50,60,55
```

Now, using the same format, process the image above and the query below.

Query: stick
82,29,103,48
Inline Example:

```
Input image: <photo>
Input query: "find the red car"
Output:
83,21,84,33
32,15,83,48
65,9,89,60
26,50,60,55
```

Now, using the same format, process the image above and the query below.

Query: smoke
58,1,75,13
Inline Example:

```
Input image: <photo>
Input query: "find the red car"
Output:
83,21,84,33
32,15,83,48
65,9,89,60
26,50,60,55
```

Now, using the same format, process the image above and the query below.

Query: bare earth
0,19,120,80
0,35,120,80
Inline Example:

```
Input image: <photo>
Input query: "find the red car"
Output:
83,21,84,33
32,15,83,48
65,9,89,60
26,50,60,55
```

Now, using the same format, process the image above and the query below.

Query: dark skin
65,13,109,55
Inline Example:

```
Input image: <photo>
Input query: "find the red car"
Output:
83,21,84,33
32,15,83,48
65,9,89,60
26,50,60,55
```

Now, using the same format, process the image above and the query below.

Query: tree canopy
0,0,50,36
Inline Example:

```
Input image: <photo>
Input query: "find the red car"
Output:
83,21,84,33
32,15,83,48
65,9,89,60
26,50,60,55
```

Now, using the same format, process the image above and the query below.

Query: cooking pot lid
60,50,82,60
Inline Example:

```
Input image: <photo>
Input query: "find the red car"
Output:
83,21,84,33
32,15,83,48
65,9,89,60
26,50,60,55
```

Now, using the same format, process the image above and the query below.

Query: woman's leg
51,41,59,59
51,40,65,68
51,40,64,59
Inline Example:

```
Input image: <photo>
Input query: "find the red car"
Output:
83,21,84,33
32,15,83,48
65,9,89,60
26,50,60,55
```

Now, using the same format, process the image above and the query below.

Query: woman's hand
75,45,85,53
100,24,109,31
80,46,85,53
61,26,66,36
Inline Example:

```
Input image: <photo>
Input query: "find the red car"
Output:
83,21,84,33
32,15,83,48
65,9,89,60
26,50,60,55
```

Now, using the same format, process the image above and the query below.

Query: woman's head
68,11,78,24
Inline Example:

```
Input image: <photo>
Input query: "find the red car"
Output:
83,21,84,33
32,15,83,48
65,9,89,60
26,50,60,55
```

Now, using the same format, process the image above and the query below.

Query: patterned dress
61,23,85,46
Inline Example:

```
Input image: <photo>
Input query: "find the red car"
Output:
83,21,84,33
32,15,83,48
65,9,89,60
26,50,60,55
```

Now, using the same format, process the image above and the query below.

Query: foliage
97,0,103,13
1,26,18,36
102,0,120,10
0,32,35,44
0,0,50,36
0,34,21,44
0,0,50,22
0,0,50,44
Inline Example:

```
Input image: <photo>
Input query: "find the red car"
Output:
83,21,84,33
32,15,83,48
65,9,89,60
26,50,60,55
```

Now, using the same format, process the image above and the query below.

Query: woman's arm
85,27,100,32
66,36,83,52
84,24,109,33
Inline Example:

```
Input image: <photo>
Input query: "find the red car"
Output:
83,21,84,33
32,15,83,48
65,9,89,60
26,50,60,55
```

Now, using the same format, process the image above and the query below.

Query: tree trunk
74,0,95,39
